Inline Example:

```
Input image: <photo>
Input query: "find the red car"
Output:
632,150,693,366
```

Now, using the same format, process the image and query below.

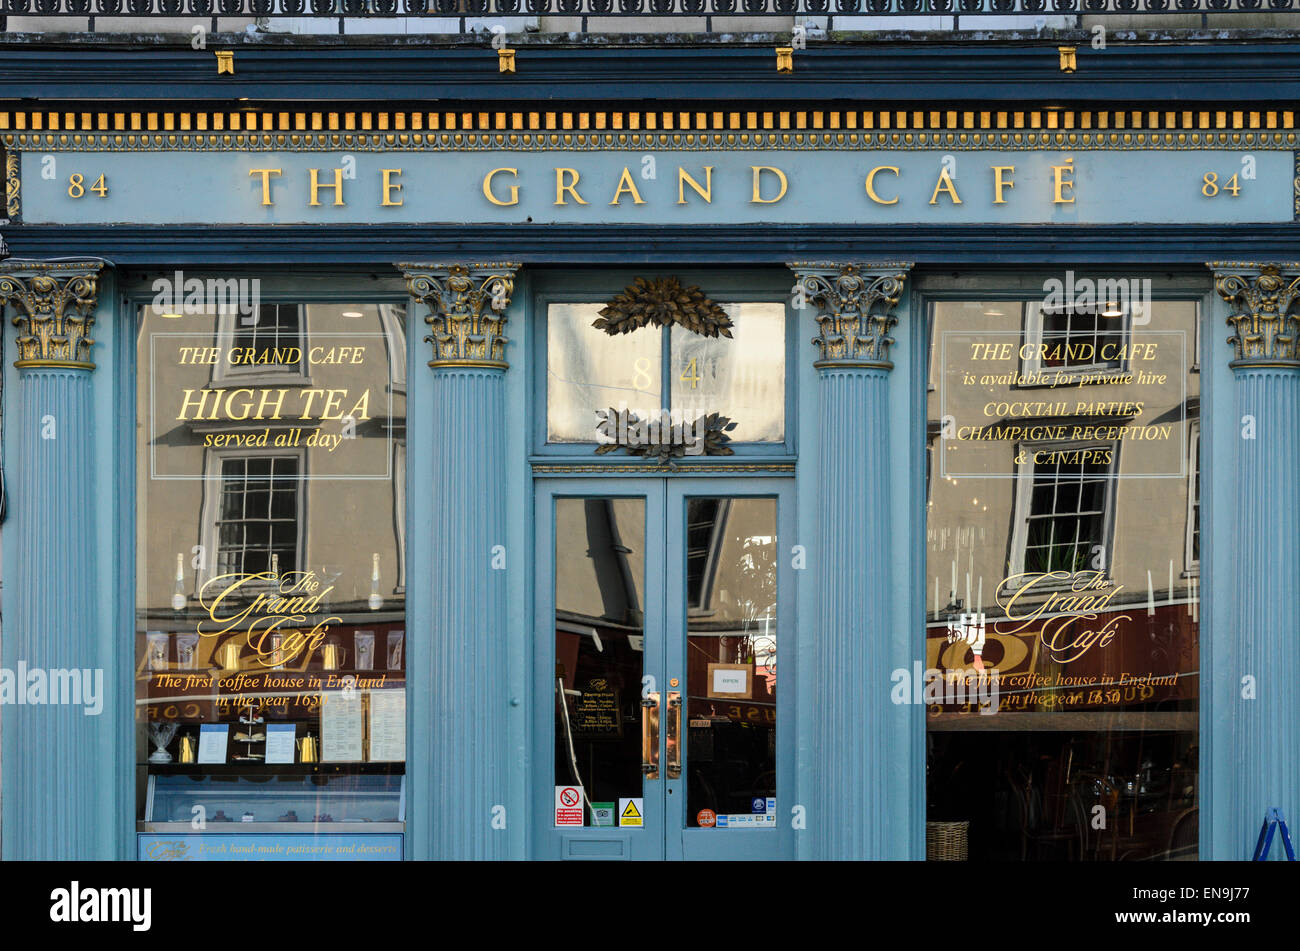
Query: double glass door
535,478,793,860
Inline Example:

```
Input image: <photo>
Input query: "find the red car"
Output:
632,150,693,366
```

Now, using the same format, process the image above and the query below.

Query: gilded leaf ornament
594,276,734,338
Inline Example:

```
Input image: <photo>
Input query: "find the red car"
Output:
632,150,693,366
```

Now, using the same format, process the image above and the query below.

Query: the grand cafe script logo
197,570,341,668
995,569,1129,664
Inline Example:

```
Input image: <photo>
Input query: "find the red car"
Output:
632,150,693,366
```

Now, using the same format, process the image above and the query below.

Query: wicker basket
926,821,970,861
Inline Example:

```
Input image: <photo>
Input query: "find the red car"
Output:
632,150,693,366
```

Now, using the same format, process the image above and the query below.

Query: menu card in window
264,723,297,765
368,690,406,762
321,692,364,762
197,724,229,764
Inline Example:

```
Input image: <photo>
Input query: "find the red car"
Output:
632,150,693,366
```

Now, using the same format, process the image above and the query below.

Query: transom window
546,300,785,445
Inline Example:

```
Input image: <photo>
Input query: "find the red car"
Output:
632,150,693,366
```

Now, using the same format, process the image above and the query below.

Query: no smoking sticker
555,785,584,827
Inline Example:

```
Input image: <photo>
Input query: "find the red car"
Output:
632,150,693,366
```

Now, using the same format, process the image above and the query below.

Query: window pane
554,498,646,826
670,302,786,443
547,302,661,442
685,498,777,828
136,301,408,848
926,298,1200,861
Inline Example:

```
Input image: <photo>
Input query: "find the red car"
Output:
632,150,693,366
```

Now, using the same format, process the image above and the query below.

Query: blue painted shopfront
1,82,1298,860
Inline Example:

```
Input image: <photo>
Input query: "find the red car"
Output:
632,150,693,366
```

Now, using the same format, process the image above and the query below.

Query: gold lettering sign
197,569,341,668
996,570,1128,664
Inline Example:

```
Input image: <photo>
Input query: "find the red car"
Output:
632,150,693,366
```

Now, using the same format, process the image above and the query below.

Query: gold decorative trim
0,262,104,370
428,358,513,370
1058,46,1077,73
13,358,96,370
2,131,1296,153
1208,261,1300,369
0,106,1296,152
400,262,520,370
0,108,1291,134
532,462,796,474
813,360,896,370
1294,151,1299,220
4,148,18,220
214,51,234,75
776,47,793,73
498,49,516,73
790,261,913,371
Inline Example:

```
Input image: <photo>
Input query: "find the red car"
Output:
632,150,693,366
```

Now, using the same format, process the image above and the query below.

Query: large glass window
925,297,1199,861
136,299,408,859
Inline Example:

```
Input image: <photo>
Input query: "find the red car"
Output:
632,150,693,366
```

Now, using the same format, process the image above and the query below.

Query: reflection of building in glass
925,298,1200,861
927,299,1200,633
213,455,301,577
134,301,410,833
138,302,408,615
553,495,776,830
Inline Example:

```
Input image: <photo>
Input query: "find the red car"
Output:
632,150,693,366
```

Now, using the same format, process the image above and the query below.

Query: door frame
531,476,796,860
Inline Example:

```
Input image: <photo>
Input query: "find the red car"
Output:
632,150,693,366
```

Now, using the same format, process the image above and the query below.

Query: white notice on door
712,667,748,695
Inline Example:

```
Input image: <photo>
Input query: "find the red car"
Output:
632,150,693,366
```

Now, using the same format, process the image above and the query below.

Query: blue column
0,262,104,859
1207,262,1300,859
400,262,519,860
790,262,914,860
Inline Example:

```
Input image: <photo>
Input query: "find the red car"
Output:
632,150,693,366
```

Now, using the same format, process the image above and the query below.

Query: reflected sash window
214,455,302,577
1015,448,1115,576
1021,302,1126,375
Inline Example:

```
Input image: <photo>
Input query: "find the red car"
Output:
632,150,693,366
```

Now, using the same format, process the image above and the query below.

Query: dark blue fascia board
3,34,1300,102
4,223,1297,267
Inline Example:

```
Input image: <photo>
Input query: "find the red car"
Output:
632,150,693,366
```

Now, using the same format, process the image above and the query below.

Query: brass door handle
641,693,660,779
666,691,682,779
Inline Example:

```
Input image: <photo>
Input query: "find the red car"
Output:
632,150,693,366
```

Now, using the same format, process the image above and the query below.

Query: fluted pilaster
790,260,912,860
401,261,519,859
0,261,102,860
1208,261,1300,857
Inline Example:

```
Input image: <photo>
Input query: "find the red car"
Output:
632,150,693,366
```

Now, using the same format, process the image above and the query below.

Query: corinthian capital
789,261,913,370
0,261,103,370
1208,261,1300,368
398,262,520,370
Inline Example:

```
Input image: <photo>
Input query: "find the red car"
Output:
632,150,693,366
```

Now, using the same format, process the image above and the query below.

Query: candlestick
368,552,384,611
171,553,187,612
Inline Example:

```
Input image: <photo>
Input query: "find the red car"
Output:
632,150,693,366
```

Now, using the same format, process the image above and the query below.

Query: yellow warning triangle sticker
621,800,641,819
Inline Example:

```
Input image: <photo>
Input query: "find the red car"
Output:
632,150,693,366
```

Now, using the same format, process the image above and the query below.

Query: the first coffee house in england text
1,6,1298,862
